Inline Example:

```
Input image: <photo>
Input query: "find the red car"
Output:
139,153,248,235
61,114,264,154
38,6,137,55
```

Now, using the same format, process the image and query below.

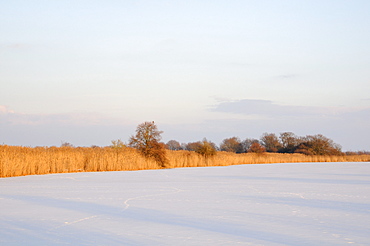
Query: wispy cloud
211,99,368,119
0,105,136,147
341,108,370,120
0,105,15,114
275,74,298,80
205,99,370,150
1,43,31,50
0,105,127,126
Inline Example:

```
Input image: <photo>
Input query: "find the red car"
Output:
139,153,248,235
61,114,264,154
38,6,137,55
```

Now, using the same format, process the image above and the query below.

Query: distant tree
220,137,243,153
195,139,217,158
345,151,358,156
294,143,313,155
110,139,126,149
61,141,74,147
129,121,168,167
356,151,370,155
295,134,342,155
166,140,182,150
279,132,301,153
260,133,282,153
180,143,188,150
248,142,266,154
241,138,260,153
185,141,203,151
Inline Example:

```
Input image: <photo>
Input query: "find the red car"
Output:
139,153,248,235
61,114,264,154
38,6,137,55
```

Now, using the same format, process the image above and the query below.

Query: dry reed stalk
0,145,369,178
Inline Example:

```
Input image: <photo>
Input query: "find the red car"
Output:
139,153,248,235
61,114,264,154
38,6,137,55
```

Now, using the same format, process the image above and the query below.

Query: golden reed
1,145,369,178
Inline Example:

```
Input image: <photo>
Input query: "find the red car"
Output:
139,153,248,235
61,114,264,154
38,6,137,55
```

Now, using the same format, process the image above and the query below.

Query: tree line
166,132,344,156
114,121,369,168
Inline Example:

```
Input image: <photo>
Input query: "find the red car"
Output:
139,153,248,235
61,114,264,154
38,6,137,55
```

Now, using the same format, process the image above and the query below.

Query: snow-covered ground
1,162,369,246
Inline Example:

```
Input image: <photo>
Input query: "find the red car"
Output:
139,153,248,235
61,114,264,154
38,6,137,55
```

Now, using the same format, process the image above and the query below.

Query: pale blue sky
1,0,370,150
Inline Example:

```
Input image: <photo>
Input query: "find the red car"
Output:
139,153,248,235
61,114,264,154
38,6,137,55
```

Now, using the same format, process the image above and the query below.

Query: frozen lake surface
1,162,369,245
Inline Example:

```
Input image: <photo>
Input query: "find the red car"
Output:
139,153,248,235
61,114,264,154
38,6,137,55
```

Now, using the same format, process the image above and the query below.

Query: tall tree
129,121,168,167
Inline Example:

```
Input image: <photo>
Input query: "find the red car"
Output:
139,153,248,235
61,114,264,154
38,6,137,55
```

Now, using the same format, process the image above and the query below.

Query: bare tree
129,121,168,167
295,134,342,155
166,140,182,150
110,139,126,149
195,139,217,158
241,138,259,153
61,141,74,147
184,139,217,157
220,137,243,153
260,133,281,153
279,132,301,153
184,141,203,151
248,142,266,153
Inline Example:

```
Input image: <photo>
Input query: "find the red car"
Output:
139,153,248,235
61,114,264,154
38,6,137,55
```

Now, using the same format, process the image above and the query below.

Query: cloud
161,112,370,151
0,105,15,114
211,99,370,121
1,104,369,150
341,108,370,120
0,105,127,126
211,99,345,118
207,99,370,150
0,105,135,146
1,43,31,50
275,74,298,80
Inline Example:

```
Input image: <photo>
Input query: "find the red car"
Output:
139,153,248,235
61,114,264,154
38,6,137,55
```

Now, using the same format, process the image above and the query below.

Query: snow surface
1,162,370,246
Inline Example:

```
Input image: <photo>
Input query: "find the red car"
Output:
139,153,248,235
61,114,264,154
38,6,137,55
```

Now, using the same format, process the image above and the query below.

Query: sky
1,0,370,150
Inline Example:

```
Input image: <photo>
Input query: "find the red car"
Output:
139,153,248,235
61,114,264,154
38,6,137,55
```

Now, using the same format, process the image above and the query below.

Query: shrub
248,142,266,154
196,140,217,158
110,139,126,149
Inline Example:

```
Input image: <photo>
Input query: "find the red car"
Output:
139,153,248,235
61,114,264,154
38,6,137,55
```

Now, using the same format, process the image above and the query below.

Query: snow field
1,162,369,245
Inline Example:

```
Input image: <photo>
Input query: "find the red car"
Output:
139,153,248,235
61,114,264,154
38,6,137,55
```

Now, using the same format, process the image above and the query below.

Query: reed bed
1,145,369,178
